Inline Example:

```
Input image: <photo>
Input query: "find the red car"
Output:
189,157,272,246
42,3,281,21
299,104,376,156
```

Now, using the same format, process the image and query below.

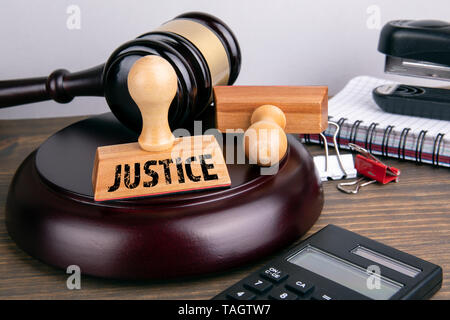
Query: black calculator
213,225,442,300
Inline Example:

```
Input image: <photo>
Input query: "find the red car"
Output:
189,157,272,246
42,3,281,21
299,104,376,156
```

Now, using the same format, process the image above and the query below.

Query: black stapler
373,20,450,121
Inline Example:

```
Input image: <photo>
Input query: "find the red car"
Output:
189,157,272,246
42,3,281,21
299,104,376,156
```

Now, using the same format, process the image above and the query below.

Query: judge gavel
0,12,241,133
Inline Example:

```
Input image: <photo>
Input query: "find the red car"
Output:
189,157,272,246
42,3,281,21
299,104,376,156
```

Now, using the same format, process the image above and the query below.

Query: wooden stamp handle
127,56,178,151
244,105,288,167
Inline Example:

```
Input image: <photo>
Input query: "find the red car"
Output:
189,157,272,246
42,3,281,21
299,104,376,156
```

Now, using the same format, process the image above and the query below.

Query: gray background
0,0,449,119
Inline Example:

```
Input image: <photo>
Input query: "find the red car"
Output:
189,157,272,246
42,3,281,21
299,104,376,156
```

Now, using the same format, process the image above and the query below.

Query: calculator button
311,289,334,300
244,278,273,294
285,279,314,295
226,289,256,300
268,287,298,300
260,266,288,283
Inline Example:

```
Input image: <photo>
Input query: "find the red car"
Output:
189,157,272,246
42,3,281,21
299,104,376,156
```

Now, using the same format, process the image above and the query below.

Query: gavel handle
0,64,105,108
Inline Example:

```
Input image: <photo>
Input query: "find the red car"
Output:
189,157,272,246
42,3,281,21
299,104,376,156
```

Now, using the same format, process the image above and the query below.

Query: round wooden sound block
5,113,323,279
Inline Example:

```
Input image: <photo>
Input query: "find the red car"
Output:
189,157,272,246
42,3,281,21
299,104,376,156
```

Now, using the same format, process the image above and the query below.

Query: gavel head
103,12,241,133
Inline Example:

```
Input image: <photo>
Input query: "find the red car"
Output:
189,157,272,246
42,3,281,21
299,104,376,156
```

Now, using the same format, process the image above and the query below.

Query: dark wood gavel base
5,113,323,280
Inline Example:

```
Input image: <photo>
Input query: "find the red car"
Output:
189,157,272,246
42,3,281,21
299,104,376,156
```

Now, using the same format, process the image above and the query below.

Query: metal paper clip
337,177,377,194
313,122,357,181
337,143,401,194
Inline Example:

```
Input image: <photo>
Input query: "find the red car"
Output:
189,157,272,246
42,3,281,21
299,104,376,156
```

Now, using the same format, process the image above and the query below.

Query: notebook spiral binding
415,130,427,164
336,117,347,149
398,128,410,161
432,133,445,166
382,125,394,157
301,117,446,166
349,120,362,144
365,122,378,153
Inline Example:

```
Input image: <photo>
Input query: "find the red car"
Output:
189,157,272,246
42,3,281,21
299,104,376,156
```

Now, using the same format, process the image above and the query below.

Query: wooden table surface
0,116,449,300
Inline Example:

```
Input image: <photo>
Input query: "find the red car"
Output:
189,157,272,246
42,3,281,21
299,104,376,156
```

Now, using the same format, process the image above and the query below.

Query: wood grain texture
92,135,230,201
214,86,328,133
1,116,449,300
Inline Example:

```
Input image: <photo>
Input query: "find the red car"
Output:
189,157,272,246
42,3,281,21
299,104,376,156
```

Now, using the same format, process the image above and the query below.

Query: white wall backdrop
0,0,449,119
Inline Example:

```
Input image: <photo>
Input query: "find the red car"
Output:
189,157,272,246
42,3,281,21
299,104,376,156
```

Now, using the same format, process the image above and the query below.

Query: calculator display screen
351,246,421,278
287,246,403,300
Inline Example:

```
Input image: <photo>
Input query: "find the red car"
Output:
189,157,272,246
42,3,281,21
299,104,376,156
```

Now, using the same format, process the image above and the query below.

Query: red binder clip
337,143,401,194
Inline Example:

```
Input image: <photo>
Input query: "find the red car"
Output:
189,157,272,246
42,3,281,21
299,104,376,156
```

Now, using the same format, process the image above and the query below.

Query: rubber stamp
214,86,328,166
92,56,230,201
243,104,288,167
214,85,328,134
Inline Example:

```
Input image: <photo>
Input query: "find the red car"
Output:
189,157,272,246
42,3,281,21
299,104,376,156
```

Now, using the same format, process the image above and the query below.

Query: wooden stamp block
214,86,328,133
92,135,230,201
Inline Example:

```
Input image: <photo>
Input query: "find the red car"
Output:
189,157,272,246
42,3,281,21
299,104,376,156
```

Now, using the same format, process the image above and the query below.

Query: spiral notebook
301,76,449,167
